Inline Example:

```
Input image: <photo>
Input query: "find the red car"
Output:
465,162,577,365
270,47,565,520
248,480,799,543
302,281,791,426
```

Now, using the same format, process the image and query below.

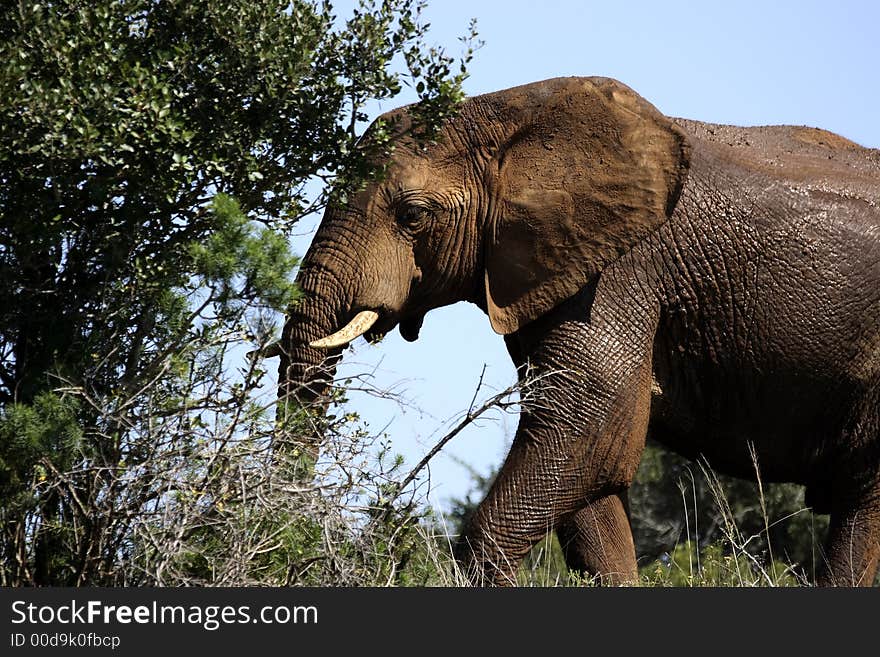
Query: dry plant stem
698,460,745,583
749,443,777,574
677,477,694,580
696,456,812,587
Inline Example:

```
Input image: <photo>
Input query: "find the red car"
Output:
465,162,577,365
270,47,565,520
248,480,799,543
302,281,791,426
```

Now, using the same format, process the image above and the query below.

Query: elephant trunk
278,261,351,412
277,209,376,468
274,258,353,477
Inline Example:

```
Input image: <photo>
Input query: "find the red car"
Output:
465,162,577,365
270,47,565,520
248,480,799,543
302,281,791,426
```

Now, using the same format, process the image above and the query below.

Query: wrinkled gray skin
280,77,880,586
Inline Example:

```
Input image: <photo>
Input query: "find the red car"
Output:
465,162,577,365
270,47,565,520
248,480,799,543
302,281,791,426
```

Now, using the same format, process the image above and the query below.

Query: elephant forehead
385,160,466,202
391,160,433,188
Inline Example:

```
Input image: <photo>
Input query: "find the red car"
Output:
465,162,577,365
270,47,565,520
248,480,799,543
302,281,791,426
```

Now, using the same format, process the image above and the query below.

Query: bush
0,0,476,586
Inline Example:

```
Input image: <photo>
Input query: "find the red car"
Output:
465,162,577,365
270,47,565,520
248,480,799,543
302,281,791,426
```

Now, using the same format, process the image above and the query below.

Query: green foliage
639,541,802,587
0,0,475,585
189,193,300,313
0,393,81,503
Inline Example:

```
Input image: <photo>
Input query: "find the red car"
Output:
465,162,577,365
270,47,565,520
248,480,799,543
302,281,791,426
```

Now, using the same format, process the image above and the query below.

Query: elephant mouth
312,306,425,348
364,325,389,344
364,310,424,344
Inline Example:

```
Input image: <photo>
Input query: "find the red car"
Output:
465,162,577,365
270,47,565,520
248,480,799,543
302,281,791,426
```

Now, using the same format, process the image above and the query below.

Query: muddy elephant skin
279,77,880,586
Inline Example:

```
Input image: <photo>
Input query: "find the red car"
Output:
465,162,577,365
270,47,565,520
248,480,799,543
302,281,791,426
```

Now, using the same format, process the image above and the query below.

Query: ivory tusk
309,310,380,349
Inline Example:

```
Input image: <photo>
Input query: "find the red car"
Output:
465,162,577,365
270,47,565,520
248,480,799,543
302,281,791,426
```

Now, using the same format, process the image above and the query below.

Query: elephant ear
482,77,690,334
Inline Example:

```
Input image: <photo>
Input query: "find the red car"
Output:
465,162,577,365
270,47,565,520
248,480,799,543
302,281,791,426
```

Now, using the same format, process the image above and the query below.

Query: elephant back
672,118,880,209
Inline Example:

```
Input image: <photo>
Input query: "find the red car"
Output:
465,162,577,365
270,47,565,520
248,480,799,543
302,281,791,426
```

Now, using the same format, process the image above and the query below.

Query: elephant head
279,76,690,413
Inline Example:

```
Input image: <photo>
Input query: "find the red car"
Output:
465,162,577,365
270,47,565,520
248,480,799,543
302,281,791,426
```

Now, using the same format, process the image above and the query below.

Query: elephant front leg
557,493,639,585
455,302,656,586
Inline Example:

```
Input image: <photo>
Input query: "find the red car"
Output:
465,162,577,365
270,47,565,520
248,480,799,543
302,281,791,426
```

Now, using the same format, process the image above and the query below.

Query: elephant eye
397,205,430,229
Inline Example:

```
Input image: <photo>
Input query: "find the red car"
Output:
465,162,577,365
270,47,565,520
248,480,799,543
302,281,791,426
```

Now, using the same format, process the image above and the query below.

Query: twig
394,379,517,499
375,367,557,525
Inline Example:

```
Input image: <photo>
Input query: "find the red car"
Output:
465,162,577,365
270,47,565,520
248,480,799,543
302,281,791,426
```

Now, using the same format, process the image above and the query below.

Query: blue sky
289,0,880,511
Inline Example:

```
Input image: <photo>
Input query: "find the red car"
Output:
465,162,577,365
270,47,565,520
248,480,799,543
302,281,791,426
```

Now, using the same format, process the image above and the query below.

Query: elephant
277,76,880,586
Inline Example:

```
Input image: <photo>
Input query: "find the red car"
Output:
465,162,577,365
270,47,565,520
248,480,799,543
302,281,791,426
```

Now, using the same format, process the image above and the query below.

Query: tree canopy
0,0,473,406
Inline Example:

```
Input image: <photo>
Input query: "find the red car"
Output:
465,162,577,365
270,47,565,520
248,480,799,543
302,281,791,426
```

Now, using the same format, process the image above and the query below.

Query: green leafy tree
0,0,476,585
